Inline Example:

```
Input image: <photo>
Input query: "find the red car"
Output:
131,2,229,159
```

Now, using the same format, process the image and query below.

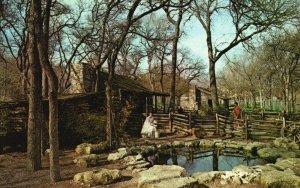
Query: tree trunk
252,93,257,109
105,79,112,148
176,96,181,107
209,60,219,109
291,81,295,113
269,79,273,110
33,0,61,182
94,68,101,92
259,79,263,109
169,21,180,112
21,71,28,97
166,1,183,112
27,37,42,171
42,71,49,98
47,84,60,182
27,1,42,171
147,53,155,91
284,75,290,113
160,55,164,93
204,2,219,110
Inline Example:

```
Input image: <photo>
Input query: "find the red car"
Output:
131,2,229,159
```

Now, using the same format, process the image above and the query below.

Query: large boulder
273,137,299,150
259,169,300,188
75,142,107,155
280,151,298,159
275,158,300,175
75,143,93,154
215,141,226,148
73,168,122,186
192,171,224,183
129,145,157,155
257,147,281,162
251,164,279,173
184,141,196,148
143,177,203,188
73,154,106,168
199,139,215,148
193,171,245,185
220,171,242,185
224,141,246,149
243,142,268,155
138,165,187,188
124,155,150,171
172,141,185,148
257,147,297,162
232,165,261,184
108,148,129,161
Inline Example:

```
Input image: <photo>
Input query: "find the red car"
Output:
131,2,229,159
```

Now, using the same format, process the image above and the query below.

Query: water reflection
150,147,266,175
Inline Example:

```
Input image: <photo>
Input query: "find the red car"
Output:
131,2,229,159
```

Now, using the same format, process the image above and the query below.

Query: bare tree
0,0,30,97
135,14,173,92
191,0,299,109
116,35,145,78
163,0,185,112
30,0,61,181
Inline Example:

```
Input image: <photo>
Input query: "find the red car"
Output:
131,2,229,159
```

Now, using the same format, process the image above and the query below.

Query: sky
62,0,247,73
181,14,245,72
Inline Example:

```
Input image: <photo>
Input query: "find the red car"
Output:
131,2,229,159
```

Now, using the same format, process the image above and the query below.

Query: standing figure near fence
233,102,241,128
141,113,159,138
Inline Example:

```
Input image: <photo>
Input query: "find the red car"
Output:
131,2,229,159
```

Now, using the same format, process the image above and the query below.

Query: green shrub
59,112,106,148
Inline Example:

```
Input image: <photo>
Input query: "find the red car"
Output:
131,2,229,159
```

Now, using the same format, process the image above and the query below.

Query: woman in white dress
141,113,157,138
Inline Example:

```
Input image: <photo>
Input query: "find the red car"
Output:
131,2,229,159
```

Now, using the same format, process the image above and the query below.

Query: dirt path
0,150,141,188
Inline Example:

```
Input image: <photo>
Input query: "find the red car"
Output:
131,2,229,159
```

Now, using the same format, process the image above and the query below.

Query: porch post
146,96,148,116
281,117,286,137
216,113,220,135
163,96,166,113
155,95,157,113
245,118,249,140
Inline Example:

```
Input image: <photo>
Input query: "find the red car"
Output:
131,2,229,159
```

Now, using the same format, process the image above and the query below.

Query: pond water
147,148,266,175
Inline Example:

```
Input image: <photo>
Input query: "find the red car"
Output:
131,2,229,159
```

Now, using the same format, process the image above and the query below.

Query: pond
146,147,266,175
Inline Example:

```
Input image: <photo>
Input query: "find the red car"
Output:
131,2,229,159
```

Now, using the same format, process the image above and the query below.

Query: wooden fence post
188,111,193,135
293,123,296,143
145,96,148,116
169,112,173,133
281,117,286,137
163,96,166,113
188,112,192,129
261,110,264,120
216,113,220,135
245,118,248,140
154,95,157,113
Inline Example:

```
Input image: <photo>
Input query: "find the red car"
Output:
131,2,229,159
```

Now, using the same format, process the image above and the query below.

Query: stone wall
68,63,94,94
180,87,196,110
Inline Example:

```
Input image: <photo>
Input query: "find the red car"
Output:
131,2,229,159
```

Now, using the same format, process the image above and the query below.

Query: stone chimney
68,63,93,94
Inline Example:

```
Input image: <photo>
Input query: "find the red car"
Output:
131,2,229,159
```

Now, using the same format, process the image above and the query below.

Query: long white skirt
141,117,156,137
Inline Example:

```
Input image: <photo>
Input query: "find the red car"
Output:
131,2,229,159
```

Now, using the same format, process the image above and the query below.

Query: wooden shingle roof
100,72,168,96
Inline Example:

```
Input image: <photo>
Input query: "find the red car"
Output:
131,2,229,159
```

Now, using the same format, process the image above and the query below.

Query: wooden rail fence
153,112,300,141
244,111,300,121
